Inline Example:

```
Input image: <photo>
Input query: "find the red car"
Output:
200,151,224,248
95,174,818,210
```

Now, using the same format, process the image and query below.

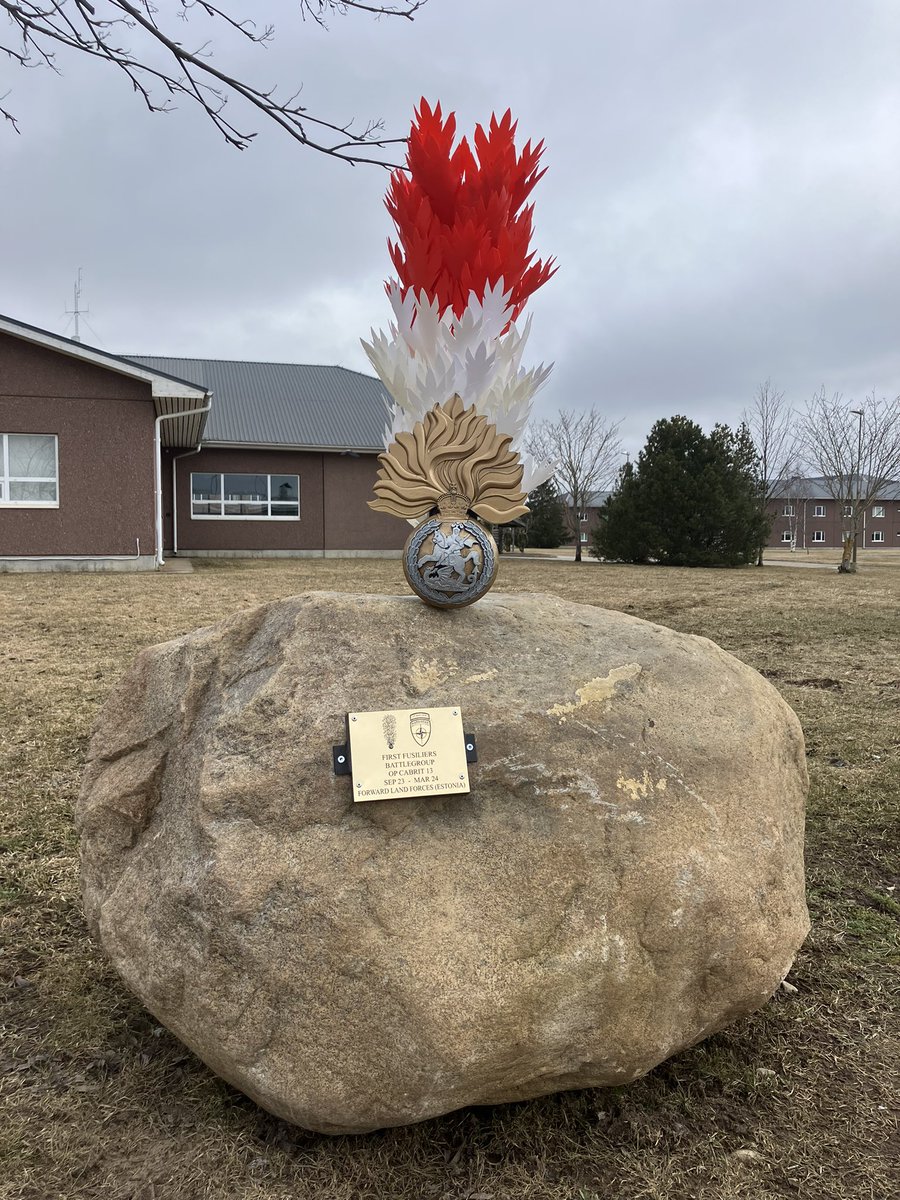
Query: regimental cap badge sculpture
362,99,557,608
370,393,528,606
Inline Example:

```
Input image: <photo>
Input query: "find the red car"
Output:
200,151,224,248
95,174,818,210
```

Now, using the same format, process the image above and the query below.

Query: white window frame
0,433,59,508
782,504,794,517
812,530,825,543
872,505,885,518
842,504,853,518
580,531,588,544
191,471,300,520
781,530,793,543
870,530,884,543
813,504,825,517
579,511,589,523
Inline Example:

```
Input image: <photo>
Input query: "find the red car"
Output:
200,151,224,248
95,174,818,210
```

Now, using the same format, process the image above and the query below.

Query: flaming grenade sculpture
363,100,557,608
371,394,527,607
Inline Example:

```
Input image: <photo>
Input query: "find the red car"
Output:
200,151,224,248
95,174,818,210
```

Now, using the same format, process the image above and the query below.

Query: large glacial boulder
77,591,809,1134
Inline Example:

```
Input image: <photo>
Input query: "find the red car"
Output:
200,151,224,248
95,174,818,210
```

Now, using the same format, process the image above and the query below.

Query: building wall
323,453,404,551
170,447,405,555
563,506,603,548
0,332,157,559
766,497,900,549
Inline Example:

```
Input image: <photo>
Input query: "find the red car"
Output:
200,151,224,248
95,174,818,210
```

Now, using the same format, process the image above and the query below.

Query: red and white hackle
362,99,557,492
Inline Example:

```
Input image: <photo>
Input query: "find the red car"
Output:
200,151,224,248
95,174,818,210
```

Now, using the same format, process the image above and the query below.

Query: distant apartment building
767,477,900,549
559,477,900,554
561,492,611,549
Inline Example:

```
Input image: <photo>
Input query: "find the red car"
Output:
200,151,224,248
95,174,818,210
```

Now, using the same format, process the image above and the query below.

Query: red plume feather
385,99,556,321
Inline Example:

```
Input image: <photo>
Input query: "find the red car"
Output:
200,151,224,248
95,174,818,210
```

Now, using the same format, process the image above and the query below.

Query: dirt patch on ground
2,559,898,1200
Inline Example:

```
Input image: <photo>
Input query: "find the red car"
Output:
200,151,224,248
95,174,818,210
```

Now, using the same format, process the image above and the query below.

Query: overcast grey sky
2,1,899,454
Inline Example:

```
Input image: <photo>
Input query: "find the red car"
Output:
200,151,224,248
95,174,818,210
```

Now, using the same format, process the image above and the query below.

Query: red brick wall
563,506,602,547
766,497,900,548
0,333,156,557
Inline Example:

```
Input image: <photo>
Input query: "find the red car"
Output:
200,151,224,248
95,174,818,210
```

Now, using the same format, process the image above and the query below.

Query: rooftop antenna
66,268,88,342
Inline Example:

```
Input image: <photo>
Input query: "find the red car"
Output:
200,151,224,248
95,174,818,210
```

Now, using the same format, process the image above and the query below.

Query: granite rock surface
77,591,809,1134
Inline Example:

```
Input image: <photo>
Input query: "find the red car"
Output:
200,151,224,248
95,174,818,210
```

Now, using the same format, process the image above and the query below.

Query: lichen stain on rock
547,663,642,722
463,668,499,685
402,656,458,696
616,769,669,803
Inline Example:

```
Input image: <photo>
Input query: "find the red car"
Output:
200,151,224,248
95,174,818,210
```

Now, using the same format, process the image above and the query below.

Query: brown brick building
766,477,900,550
562,482,900,554
1,314,406,571
561,492,611,551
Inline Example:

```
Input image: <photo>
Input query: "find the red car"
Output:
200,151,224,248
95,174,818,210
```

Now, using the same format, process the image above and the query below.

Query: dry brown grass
2,558,898,1200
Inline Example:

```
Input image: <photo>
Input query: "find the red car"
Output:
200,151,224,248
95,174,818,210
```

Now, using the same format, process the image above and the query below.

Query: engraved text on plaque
347,706,470,803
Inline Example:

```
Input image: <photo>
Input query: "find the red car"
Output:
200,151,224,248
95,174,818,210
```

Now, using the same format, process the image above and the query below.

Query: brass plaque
347,706,470,803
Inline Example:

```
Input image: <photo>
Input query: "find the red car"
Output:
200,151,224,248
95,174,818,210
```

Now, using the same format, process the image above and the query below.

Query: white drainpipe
172,444,203,556
154,398,212,567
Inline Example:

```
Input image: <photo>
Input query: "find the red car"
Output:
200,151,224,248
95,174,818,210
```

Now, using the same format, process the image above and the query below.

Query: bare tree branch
796,389,900,572
743,378,798,565
300,0,424,23
0,88,20,128
0,0,426,163
528,409,623,562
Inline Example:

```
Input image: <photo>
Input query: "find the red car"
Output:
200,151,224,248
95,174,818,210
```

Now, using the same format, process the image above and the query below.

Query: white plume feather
361,281,556,492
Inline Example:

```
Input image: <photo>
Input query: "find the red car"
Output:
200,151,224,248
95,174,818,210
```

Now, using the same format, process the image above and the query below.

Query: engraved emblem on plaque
410,711,432,746
382,713,397,749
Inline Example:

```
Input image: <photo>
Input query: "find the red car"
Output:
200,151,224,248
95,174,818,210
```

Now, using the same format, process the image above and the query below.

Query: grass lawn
2,558,898,1200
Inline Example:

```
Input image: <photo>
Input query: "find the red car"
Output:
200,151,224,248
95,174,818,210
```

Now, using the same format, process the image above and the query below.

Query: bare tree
743,379,797,566
796,389,900,573
529,409,623,562
0,1,425,164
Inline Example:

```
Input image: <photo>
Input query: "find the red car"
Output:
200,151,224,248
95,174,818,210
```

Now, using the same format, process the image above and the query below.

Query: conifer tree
597,416,768,567
525,481,569,548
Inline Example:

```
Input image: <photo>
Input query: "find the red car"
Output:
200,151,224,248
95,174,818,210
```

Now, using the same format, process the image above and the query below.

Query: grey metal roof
125,357,391,452
771,475,900,500
560,491,612,507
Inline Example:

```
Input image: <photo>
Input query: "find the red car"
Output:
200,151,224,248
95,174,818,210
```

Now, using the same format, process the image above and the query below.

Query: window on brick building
191,472,300,518
0,433,58,506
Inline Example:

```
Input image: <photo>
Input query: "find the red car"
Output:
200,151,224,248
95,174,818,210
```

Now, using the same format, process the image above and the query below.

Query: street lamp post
850,408,864,567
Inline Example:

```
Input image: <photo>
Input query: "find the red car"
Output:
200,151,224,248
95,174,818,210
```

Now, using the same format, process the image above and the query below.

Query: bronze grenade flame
368,395,529,608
